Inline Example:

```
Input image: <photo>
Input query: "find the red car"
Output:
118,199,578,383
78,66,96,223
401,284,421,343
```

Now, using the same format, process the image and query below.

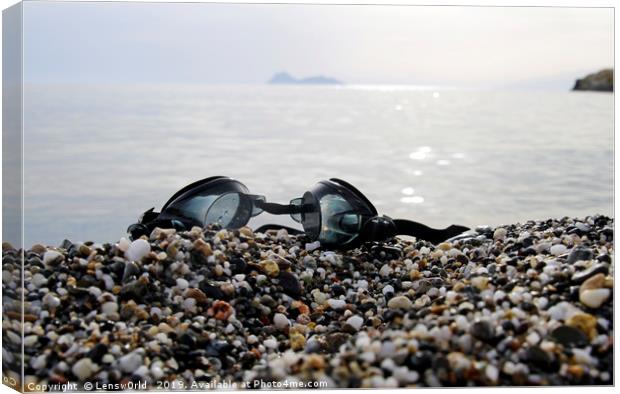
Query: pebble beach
2,215,614,389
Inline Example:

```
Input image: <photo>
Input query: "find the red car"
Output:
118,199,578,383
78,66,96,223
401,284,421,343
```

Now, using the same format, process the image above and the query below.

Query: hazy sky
23,2,613,88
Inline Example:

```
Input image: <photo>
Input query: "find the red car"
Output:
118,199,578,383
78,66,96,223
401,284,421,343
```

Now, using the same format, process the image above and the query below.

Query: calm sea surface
19,84,613,246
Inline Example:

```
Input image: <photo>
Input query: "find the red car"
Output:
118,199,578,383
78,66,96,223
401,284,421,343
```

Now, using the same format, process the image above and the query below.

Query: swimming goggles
127,176,469,248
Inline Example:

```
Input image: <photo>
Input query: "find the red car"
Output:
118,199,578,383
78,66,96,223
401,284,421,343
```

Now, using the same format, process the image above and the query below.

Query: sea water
19,84,613,245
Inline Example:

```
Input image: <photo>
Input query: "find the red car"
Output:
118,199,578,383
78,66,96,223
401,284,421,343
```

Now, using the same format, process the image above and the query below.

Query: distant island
573,69,613,92
268,72,342,85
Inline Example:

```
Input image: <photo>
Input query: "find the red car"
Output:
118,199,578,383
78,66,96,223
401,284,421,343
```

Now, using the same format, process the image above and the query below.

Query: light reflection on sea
18,84,614,245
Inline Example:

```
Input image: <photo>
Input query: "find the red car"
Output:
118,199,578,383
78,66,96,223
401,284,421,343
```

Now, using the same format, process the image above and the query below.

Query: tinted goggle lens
206,193,265,229
290,189,362,246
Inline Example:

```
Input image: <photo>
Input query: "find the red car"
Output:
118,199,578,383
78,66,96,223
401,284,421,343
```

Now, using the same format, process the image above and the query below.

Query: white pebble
88,286,102,298
176,278,189,290
346,315,364,331
31,273,48,288
387,295,413,310
493,228,507,241
382,285,394,295
572,348,595,366
393,367,419,384
72,358,99,380
327,299,347,310
151,365,164,380
182,298,196,311
550,244,567,256
125,239,151,261
273,313,290,329
580,289,610,308
547,301,580,321
118,237,131,252
485,364,499,382
455,315,469,331
31,354,47,370
305,241,321,251
263,338,278,349
526,332,540,345
101,302,118,317
379,264,393,277
24,335,38,347
42,293,61,308
118,352,143,373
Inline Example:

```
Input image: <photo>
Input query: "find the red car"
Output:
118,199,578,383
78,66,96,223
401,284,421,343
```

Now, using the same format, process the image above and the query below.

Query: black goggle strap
127,208,189,240
254,200,308,215
392,219,469,244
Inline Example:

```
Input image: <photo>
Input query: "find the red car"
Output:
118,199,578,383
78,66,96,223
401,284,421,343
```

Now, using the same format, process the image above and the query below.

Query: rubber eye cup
299,191,321,240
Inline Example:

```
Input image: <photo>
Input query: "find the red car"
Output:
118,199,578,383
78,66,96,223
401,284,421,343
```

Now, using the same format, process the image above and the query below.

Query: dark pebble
120,280,147,300
550,325,588,347
571,263,610,284
319,333,351,353
470,320,495,343
199,281,224,300
122,261,141,283
87,343,108,363
278,271,302,298
230,256,247,274
566,246,594,264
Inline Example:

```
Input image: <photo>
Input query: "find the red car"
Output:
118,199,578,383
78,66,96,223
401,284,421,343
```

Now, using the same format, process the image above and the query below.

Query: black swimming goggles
127,176,469,249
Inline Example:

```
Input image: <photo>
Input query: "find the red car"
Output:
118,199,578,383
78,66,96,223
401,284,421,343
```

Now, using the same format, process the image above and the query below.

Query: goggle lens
205,193,265,229
316,194,361,245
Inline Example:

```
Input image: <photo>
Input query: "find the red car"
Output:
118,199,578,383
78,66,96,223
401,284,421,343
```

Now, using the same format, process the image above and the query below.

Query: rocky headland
573,69,613,92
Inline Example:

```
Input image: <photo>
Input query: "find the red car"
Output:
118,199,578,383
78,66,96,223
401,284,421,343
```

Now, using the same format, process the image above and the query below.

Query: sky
22,1,614,88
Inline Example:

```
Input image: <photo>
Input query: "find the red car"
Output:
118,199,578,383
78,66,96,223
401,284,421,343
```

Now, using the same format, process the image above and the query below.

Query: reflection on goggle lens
206,193,241,228
318,194,361,245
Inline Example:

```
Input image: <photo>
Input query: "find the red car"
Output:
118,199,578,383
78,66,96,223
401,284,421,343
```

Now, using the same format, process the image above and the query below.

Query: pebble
493,228,507,241
470,321,494,343
273,313,290,330
567,313,598,340
566,246,594,264
305,241,321,251
193,238,213,256
125,239,151,261
289,332,306,350
176,278,189,290
5,215,613,388
328,299,347,310
580,289,610,309
118,352,143,373
31,273,48,288
263,338,278,349
259,260,280,277
379,264,393,277
101,302,118,317
485,364,499,382
382,285,394,296
279,272,302,298
42,293,61,308
550,244,567,256
42,250,64,265
571,263,609,284
118,237,131,252
345,315,364,331
550,325,588,347
387,296,413,310
72,358,99,380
